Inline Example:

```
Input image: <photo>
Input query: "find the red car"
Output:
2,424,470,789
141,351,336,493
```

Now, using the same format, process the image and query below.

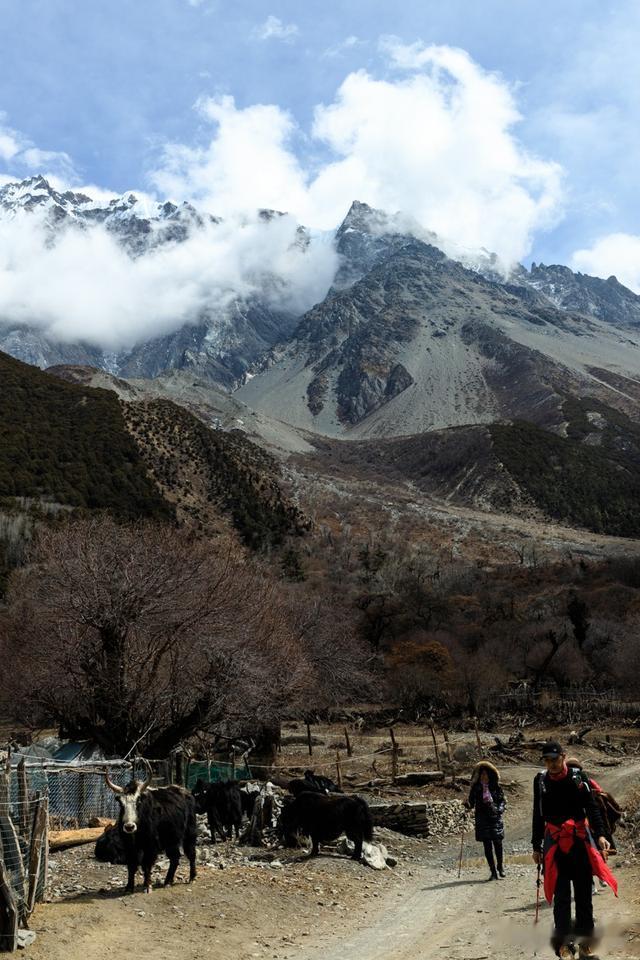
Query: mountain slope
301,393,640,537
47,364,315,453
123,399,308,548
4,180,640,409
0,350,306,555
0,351,171,519
238,231,640,438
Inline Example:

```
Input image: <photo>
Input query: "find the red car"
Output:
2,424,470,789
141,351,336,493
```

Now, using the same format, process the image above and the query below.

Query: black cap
541,740,563,759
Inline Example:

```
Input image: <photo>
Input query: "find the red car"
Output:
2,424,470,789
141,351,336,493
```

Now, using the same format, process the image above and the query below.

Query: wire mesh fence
0,753,187,951
0,764,48,953
6,757,171,831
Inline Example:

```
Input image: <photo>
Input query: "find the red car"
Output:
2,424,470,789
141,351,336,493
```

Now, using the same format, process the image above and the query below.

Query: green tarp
187,759,251,789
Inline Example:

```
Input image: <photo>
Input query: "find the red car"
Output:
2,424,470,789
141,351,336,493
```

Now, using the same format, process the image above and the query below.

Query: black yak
94,823,127,864
288,771,342,797
303,769,341,793
279,792,373,860
105,763,197,893
240,783,258,820
288,778,326,798
192,779,243,842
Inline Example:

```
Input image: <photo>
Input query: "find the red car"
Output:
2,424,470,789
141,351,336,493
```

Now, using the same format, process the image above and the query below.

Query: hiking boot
497,867,505,878
578,945,598,959
557,947,574,959
488,869,498,880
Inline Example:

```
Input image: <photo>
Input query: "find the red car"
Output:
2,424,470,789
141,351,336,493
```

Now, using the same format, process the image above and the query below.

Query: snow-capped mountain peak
0,175,92,217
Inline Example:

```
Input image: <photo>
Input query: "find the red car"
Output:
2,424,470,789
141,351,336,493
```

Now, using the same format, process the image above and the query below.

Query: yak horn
138,757,153,792
104,768,124,794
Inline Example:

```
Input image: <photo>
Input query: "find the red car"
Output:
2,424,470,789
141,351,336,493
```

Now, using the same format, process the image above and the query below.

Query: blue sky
1,0,639,280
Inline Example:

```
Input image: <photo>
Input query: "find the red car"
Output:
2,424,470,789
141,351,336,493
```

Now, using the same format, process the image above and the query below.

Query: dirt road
27,761,640,960
306,762,640,960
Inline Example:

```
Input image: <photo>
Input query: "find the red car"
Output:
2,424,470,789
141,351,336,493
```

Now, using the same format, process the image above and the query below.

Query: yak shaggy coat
280,792,373,860
115,783,198,893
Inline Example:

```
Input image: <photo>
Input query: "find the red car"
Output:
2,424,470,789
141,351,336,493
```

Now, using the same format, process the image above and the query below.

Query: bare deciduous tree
1,516,370,757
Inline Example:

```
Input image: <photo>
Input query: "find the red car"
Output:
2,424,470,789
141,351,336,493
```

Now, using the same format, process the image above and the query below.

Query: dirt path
304,762,640,960
302,859,640,960
27,761,640,960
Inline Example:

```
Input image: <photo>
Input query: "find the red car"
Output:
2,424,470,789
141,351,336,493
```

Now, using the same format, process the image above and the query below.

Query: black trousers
551,842,594,950
482,838,503,872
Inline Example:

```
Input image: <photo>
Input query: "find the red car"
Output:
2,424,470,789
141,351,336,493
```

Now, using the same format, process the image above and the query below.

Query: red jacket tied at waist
542,819,618,904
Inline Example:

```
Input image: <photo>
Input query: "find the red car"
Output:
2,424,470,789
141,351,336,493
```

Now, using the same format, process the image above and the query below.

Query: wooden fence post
184,756,192,790
442,729,453,764
429,722,441,771
16,761,28,838
78,772,87,828
0,860,18,954
0,754,19,952
26,794,48,922
174,751,184,787
306,723,313,757
442,730,455,786
473,718,483,758
389,728,399,781
0,754,9,808
344,727,353,757
335,751,343,790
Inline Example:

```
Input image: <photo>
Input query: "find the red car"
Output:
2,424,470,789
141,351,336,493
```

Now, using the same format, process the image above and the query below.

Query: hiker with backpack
565,757,622,855
532,740,618,959
566,757,623,898
464,760,506,880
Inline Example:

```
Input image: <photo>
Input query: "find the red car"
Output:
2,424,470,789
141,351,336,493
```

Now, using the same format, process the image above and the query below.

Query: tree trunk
250,724,282,775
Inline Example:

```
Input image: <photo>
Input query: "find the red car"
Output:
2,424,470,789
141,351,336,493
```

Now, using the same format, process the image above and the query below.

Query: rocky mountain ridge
3,180,640,393
0,174,213,253
514,261,640,329
0,176,303,385
238,221,640,438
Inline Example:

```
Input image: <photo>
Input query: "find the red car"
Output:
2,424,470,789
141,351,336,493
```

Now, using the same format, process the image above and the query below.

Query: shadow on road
421,878,489,891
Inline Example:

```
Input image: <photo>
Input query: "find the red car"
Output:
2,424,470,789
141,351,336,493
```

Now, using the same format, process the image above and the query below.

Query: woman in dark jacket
465,760,506,880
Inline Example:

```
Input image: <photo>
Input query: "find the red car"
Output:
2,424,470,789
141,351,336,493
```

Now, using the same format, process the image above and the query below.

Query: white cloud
20,147,77,182
0,205,337,351
253,15,299,42
322,36,366,59
0,132,21,162
0,42,567,354
0,111,78,182
151,42,563,266
0,113,26,162
152,95,310,220
571,233,640,294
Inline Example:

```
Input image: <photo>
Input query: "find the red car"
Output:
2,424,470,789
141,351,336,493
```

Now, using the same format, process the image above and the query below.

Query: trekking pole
457,817,465,878
534,861,542,924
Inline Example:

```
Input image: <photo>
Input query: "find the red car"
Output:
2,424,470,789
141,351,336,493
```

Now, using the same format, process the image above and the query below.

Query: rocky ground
21,726,640,960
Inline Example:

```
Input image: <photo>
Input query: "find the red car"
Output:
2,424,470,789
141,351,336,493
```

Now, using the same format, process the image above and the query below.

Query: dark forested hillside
490,410,640,537
124,399,308,549
0,351,171,519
